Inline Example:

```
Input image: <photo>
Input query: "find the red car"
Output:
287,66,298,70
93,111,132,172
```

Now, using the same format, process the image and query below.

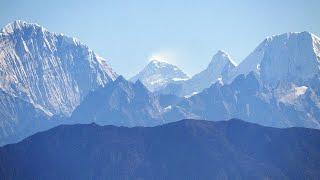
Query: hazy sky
1,0,320,77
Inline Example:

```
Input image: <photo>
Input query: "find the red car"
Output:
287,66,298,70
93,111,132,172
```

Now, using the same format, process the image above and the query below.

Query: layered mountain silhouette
165,72,320,128
150,32,320,128
70,76,164,126
1,119,320,179
0,20,319,146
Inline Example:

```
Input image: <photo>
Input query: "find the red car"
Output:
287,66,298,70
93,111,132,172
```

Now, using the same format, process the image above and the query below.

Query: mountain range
1,119,320,179
165,72,320,128
0,20,319,146
155,50,236,97
131,31,320,128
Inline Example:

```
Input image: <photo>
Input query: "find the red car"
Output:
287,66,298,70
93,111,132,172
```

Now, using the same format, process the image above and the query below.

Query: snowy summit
130,60,189,91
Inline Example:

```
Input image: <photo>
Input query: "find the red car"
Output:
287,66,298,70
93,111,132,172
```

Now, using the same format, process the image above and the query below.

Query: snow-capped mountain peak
0,20,56,40
206,50,237,73
0,20,117,115
229,31,320,85
209,50,237,67
156,50,237,97
185,50,237,89
149,59,168,67
130,60,189,91
1,20,41,34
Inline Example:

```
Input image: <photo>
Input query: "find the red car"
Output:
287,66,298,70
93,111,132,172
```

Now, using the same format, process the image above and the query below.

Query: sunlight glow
148,50,178,65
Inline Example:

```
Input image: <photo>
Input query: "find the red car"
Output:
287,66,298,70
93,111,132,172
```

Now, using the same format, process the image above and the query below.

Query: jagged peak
209,50,237,67
1,20,46,35
216,50,229,56
253,32,317,53
1,20,83,45
111,76,133,92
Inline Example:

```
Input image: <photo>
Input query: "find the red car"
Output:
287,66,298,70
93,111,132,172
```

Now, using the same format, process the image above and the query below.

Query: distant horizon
1,0,319,77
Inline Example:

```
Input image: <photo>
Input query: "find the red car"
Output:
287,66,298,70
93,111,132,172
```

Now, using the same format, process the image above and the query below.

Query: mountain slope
1,119,320,179
130,60,189,91
158,50,236,97
0,90,53,145
70,76,164,126
0,20,117,116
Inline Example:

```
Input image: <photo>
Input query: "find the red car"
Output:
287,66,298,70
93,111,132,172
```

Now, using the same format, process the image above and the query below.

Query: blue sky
1,0,320,77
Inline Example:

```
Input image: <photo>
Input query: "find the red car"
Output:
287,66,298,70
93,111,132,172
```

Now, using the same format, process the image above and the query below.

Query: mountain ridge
157,50,236,97
228,31,320,85
1,119,320,179
70,75,164,127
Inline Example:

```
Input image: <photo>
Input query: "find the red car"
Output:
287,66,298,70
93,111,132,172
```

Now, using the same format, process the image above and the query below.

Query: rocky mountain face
0,20,117,145
70,76,164,127
1,119,320,179
0,20,117,116
158,50,236,97
166,72,320,128
130,60,189,92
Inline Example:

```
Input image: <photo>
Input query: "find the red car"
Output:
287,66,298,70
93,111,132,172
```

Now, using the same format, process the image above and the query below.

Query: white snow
172,77,189,81
130,60,189,91
246,104,250,116
173,50,236,96
0,21,117,116
184,91,199,98
229,32,320,85
164,105,172,111
279,86,308,104
217,77,224,85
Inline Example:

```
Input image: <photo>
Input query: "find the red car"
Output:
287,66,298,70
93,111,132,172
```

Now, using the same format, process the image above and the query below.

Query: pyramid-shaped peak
210,50,236,67
130,58,188,91
216,50,230,56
